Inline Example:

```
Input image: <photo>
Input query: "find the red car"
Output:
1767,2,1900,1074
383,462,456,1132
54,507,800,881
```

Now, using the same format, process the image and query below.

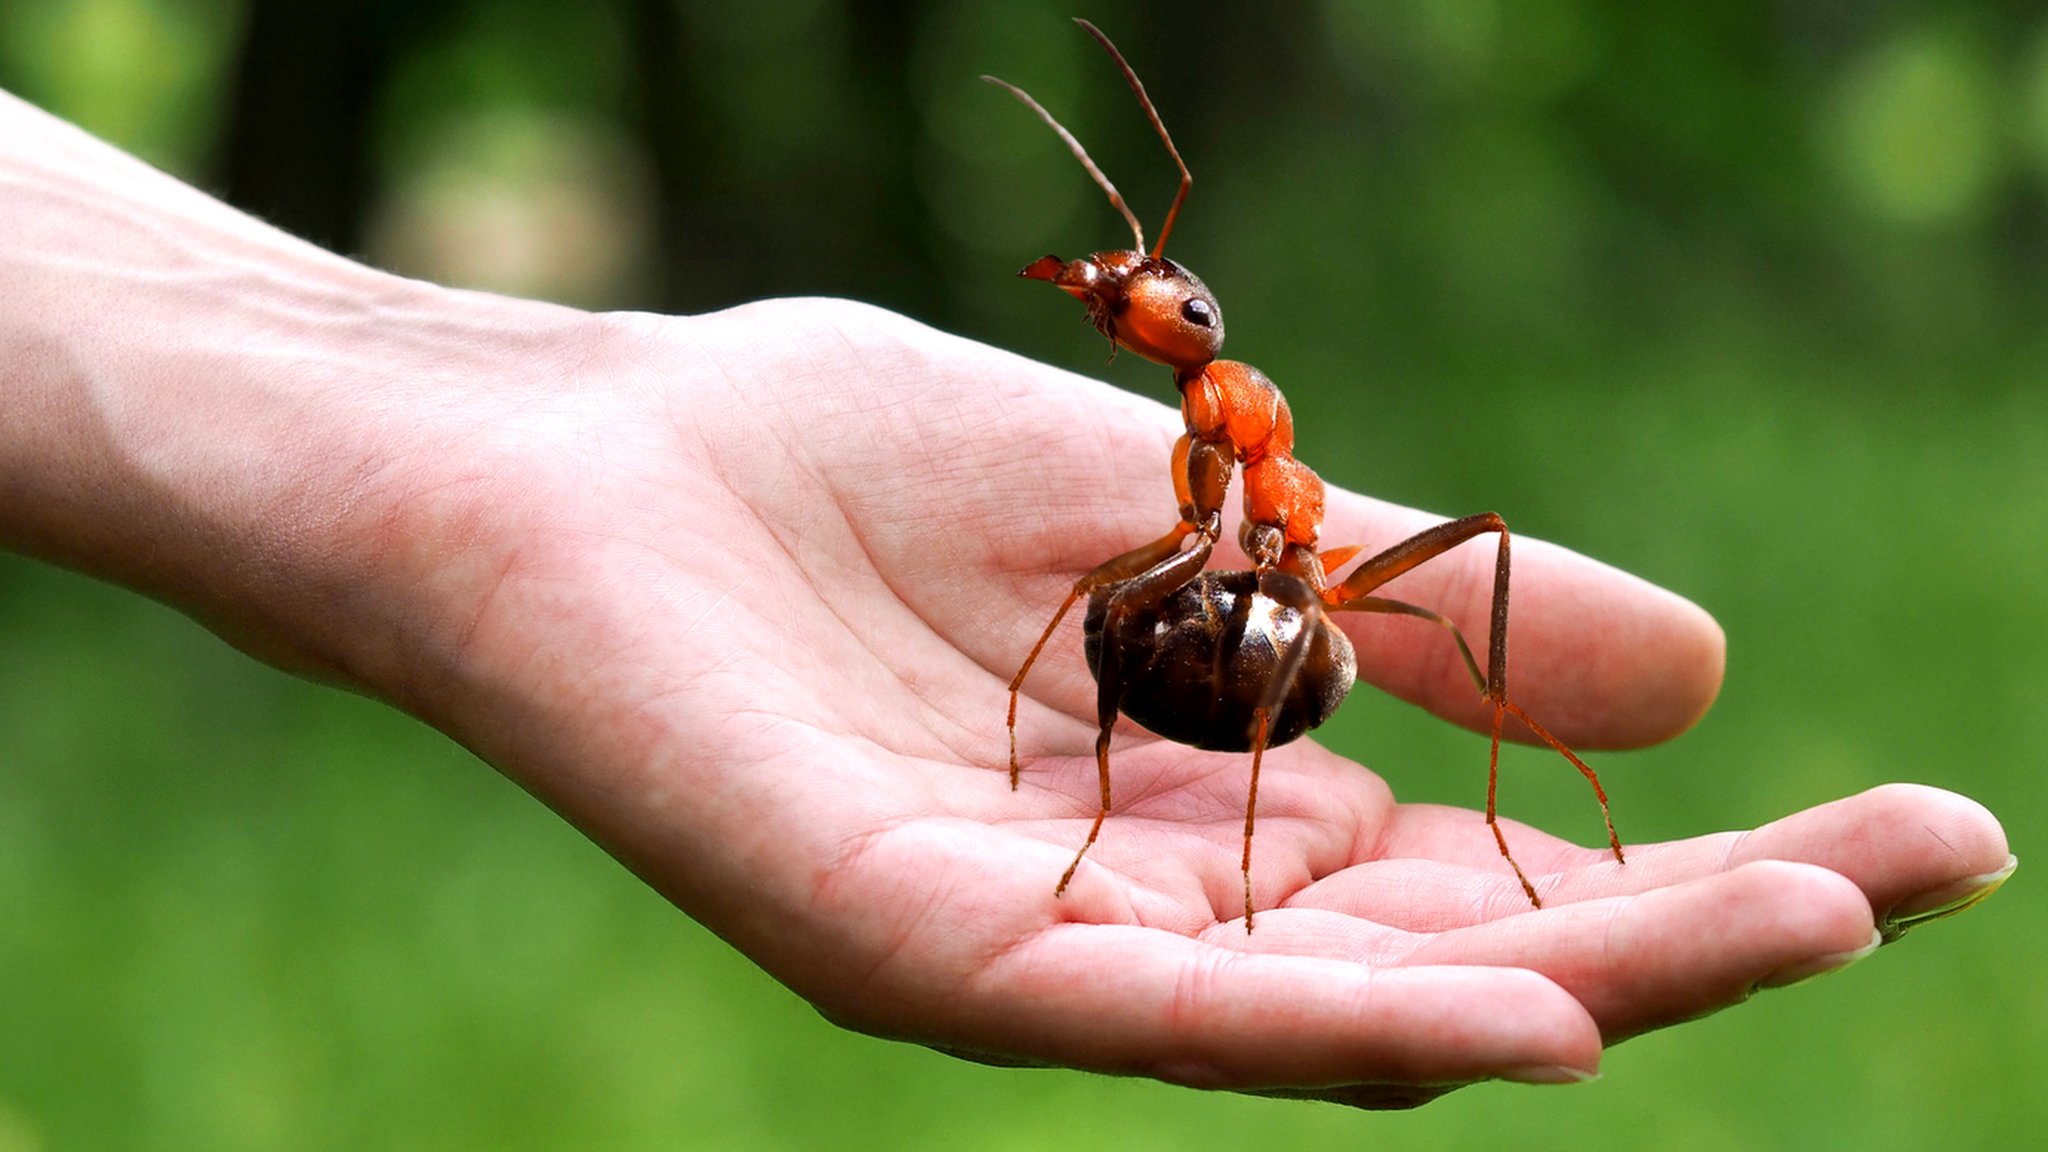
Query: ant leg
1331,597,1487,699
1335,602,1482,688
1323,513,1512,605
1324,514,1623,907
1055,711,1116,896
1243,710,1271,932
1502,702,1624,866
1234,571,1324,932
1055,537,1215,895
1010,435,1230,785
1009,522,1192,788
1328,593,1535,904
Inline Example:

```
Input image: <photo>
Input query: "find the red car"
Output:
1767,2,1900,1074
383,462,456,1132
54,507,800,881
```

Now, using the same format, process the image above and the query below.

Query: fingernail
1496,1064,1601,1086
1755,927,1882,990
1880,854,2017,943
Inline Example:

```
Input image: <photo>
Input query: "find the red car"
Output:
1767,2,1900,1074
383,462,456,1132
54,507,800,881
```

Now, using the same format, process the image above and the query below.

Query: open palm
374,296,2011,1109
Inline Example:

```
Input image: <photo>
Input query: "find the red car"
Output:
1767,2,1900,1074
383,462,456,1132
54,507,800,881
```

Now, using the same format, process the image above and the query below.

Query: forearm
0,90,589,708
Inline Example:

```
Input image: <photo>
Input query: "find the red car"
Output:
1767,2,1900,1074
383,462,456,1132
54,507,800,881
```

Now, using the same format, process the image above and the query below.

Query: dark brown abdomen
1084,570,1356,752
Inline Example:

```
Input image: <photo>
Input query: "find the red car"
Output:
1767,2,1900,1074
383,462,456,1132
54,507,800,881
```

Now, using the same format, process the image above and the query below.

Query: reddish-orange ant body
989,20,1623,929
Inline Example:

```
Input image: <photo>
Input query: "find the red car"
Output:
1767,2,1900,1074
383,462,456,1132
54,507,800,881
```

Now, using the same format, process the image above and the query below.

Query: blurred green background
1,0,2042,1147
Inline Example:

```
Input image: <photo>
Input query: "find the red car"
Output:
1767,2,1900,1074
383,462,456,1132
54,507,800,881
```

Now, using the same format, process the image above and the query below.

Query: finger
1281,804,1617,933
1409,860,1880,1042
1294,784,2012,939
1366,800,1596,880
1575,783,2013,940
968,923,1602,1091
1250,861,1878,1044
1284,856,1585,932
1251,1084,1465,1111
1318,492,1725,750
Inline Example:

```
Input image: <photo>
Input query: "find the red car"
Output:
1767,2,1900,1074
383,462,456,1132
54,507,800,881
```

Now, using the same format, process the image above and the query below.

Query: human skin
0,90,2014,1108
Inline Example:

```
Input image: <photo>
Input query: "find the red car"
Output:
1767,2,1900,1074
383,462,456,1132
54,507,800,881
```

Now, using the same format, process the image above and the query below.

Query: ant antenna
982,20,1193,259
981,74,1146,252
1073,18,1191,259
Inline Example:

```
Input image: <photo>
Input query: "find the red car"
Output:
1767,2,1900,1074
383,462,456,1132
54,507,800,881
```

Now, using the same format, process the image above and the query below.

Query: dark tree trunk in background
627,0,719,314
838,0,941,321
211,1,412,255
629,0,941,319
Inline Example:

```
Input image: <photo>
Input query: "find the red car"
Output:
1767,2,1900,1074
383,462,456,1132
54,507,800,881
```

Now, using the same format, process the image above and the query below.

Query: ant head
1116,256,1224,369
991,21,1219,368
1020,252,1224,370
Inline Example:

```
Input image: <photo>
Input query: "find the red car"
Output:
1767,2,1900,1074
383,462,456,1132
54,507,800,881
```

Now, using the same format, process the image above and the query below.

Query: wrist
171,279,607,715
0,97,605,713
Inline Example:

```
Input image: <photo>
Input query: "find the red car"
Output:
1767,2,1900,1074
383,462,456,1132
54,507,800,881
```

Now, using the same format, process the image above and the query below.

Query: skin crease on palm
0,91,2016,1110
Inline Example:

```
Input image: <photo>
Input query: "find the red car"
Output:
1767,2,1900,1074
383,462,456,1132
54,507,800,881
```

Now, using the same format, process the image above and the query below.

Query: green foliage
0,0,237,176
1,0,2042,1147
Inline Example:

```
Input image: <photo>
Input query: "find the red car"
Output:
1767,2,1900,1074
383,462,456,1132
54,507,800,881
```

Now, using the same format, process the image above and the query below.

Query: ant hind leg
1323,514,1624,908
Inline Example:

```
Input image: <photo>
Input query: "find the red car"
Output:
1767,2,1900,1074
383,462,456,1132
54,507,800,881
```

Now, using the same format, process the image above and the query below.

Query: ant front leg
1007,435,1230,784
1008,520,1195,786
1324,513,1624,908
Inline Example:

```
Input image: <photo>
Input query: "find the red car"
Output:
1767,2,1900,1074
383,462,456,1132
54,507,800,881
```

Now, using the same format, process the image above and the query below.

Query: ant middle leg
1324,514,1623,907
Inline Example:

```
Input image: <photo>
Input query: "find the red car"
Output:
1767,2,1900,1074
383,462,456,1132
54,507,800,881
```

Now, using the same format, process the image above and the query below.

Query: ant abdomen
1084,571,1357,752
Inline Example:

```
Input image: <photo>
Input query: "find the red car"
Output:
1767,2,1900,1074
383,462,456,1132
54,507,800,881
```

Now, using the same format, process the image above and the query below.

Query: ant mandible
987,19,1624,930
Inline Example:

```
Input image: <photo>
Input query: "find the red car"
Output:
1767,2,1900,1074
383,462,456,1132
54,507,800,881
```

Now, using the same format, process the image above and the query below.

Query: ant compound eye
1181,298,1215,328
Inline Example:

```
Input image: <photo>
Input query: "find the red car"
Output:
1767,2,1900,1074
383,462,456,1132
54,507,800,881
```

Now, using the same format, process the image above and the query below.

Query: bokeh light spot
1823,26,2000,227
0,0,233,174
366,111,653,308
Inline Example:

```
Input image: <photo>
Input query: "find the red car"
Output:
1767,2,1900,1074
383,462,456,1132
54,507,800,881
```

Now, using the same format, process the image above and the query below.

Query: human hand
326,296,2009,1108
0,86,2013,1112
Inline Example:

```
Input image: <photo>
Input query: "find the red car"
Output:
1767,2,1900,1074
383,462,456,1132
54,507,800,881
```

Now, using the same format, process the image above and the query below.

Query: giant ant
988,20,1623,930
